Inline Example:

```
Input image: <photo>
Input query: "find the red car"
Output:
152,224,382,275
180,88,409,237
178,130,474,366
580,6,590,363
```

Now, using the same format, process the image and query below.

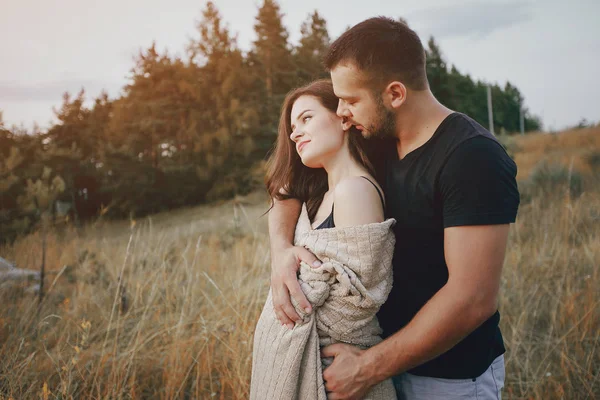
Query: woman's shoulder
333,175,385,228
333,175,382,197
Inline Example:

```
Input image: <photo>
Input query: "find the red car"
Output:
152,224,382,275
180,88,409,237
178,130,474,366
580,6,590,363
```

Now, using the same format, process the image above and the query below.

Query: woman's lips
297,140,310,153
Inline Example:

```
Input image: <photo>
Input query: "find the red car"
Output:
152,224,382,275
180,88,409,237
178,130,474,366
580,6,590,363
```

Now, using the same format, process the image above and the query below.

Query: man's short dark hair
324,17,428,91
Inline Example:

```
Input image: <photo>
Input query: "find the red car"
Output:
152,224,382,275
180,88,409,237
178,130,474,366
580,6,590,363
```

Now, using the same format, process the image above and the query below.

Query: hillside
0,127,598,399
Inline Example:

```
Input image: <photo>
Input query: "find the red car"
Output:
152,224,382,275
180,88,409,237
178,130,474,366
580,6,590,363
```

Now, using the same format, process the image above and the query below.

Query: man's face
330,63,396,139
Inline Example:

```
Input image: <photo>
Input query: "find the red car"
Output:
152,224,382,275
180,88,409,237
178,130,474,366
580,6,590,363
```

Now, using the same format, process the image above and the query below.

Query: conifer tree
295,10,330,84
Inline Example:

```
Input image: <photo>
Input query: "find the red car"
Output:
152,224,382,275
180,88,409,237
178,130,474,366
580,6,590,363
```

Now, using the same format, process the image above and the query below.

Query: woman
251,80,397,400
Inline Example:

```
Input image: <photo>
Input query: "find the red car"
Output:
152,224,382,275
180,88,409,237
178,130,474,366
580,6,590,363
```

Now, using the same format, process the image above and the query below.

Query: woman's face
289,95,345,168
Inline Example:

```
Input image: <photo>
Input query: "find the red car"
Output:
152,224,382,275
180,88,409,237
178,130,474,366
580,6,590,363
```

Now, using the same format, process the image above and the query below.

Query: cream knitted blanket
251,204,397,400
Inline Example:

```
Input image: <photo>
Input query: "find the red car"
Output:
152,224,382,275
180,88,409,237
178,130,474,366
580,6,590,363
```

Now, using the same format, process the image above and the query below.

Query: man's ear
384,81,407,109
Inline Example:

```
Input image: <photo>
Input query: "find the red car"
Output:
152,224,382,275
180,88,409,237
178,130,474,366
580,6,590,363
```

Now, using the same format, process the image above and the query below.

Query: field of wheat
1,127,599,399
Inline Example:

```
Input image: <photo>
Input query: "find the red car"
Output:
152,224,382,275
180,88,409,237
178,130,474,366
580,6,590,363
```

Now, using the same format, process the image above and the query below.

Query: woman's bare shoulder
333,176,384,228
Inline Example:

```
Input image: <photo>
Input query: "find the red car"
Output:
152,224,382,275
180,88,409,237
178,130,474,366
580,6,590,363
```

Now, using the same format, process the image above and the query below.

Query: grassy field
1,127,599,399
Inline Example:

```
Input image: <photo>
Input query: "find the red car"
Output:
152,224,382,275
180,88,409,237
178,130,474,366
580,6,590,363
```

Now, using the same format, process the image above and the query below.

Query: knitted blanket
251,203,397,400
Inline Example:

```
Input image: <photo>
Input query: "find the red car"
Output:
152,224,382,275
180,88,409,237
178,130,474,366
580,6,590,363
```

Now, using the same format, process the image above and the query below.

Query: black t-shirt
377,112,520,379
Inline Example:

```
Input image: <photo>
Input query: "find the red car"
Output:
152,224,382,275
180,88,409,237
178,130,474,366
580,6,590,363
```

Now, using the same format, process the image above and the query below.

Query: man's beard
365,96,396,139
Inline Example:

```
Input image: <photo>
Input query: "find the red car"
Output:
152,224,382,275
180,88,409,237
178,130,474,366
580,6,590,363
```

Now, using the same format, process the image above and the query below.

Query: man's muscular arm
360,224,508,381
322,224,509,399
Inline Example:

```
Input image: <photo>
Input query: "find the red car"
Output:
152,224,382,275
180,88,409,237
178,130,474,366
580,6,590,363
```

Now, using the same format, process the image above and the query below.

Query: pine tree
295,10,330,85
187,1,259,170
109,44,204,167
426,37,454,109
189,2,254,136
250,0,295,134
187,1,236,67
47,90,92,155
253,0,294,99
0,115,20,213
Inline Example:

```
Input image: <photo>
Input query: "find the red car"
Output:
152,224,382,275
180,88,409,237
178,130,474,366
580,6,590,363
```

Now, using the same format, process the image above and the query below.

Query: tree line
0,0,542,243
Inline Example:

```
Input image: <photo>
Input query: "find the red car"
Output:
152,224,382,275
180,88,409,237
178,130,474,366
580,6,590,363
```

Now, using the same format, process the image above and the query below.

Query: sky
1,0,599,132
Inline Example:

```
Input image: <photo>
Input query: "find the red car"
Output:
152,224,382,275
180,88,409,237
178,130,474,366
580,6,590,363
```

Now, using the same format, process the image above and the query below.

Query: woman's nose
290,128,303,141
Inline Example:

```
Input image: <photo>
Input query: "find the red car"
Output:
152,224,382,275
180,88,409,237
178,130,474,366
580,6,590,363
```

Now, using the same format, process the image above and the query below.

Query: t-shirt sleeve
439,136,520,228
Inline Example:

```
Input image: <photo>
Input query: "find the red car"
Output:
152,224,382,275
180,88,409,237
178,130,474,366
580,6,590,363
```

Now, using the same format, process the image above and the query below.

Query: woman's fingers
272,284,295,328
295,246,322,269
271,273,301,326
270,246,299,326
287,278,312,315
291,246,321,314
271,245,321,326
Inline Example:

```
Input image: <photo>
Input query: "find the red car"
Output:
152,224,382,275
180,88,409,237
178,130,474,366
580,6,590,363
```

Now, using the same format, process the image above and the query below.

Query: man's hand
321,343,374,400
271,245,321,329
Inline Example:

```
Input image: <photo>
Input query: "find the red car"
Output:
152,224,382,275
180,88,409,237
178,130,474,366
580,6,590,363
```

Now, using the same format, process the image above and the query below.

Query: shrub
521,161,584,203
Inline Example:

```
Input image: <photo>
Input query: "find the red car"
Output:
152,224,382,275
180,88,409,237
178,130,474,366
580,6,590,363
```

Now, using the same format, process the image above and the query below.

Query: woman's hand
270,245,321,329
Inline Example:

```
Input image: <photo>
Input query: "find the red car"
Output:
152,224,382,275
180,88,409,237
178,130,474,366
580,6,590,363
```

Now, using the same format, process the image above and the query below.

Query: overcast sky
1,0,599,132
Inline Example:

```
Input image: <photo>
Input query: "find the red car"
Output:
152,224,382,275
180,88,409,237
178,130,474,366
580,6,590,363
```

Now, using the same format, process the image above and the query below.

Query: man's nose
336,100,351,118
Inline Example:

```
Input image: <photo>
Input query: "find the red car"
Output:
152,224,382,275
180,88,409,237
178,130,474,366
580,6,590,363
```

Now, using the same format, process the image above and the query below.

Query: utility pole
520,105,525,135
487,85,495,136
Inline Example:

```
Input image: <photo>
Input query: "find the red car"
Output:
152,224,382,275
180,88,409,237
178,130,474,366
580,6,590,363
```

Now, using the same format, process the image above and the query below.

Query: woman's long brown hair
265,79,394,221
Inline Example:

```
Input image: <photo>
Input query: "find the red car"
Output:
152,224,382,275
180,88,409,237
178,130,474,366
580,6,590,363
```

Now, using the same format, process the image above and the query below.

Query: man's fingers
287,279,312,314
324,380,341,400
321,343,342,358
295,247,322,268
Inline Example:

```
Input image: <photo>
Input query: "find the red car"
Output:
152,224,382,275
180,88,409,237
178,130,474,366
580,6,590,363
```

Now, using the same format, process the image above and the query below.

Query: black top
315,176,385,230
377,113,520,379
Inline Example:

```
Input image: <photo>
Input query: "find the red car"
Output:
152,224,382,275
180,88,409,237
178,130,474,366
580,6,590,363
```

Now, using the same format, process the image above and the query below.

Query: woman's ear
384,81,407,109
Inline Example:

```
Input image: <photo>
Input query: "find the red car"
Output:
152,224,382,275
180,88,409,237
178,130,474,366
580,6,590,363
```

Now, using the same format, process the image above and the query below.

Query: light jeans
392,355,505,400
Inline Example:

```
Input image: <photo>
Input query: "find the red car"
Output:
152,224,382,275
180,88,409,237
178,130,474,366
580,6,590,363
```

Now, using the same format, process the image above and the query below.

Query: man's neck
394,91,453,159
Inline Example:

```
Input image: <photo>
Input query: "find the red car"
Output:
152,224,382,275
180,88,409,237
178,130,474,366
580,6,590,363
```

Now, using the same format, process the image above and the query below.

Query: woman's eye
303,116,312,123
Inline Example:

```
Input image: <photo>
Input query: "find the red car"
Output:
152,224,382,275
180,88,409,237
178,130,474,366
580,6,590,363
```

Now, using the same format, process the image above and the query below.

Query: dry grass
1,192,272,399
1,131,599,399
501,193,599,398
503,126,600,180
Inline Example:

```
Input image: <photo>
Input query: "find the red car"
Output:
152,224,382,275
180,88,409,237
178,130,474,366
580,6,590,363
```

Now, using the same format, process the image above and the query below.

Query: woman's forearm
268,198,302,252
268,198,314,326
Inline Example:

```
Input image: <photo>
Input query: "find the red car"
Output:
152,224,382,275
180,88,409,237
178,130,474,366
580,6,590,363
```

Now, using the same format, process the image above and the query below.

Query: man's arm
321,224,510,399
268,197,321,329
361,223,509,381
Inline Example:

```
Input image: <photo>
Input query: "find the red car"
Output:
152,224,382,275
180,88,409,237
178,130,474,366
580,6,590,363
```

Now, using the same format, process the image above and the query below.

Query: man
268,17,518,400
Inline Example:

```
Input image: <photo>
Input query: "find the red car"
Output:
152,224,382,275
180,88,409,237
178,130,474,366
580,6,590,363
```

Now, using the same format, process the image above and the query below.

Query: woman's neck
322,146,366,191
